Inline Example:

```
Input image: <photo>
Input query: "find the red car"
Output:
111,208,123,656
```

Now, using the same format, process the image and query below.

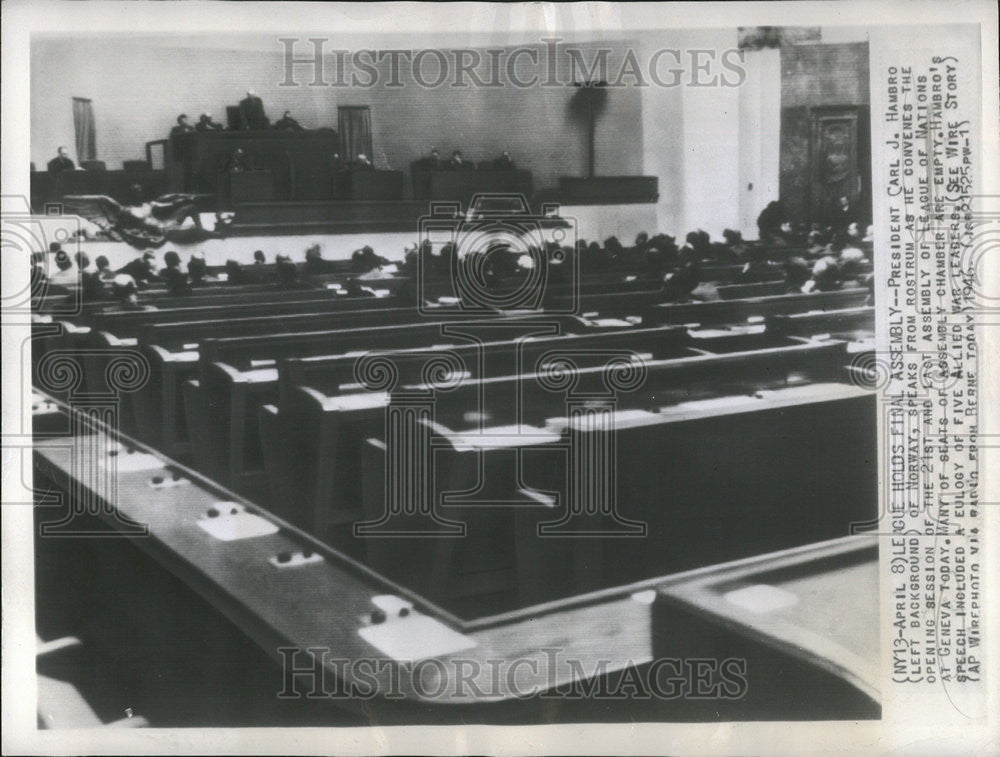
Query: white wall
31,38,341,169
737,47,781,238
30,35,644,193
32,29,792,244
637,29,744,241
636,31,685,239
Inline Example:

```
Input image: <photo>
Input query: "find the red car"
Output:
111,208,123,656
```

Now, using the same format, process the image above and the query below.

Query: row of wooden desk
31,263,880,720
33,131,659,217
31,168,168,208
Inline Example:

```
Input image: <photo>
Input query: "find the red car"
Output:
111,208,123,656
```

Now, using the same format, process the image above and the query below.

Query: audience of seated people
46,195,872,310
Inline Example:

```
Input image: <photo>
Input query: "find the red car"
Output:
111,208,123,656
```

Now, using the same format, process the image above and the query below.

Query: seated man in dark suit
449,150,472,170
304,244,328,274
160,250,191,296
117,251,160,289
493,150,515,169
757,200,788,244
187,252,214,285
416,147,442,170
831,195,854,234
47,146,76,173
170,114,195,137
272,110,304,131
238,89,269,130
196,112,224,132
94,255,114,280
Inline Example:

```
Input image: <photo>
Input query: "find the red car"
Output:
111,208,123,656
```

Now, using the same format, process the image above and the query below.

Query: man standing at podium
238,89,269,130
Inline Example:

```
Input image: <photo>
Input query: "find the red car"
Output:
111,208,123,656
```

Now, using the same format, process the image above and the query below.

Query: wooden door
811,108,862,225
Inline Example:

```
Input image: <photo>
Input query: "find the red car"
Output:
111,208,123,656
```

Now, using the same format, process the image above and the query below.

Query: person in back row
95,255,113,280
160,251,190,296
187,252,211,285
48,246,77,288
74,252,107,301
110,274,149,310
275,254,302,289
351,245,389,273
225,259,254,285
118,251,159,288
757,200,789,245
304,244,327,274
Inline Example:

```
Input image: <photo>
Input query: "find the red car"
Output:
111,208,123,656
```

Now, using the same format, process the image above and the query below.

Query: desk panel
172,130,339,203
348,170,404,201
411,168,533,203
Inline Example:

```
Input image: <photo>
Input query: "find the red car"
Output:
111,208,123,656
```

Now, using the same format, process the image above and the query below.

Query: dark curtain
338,106,372,162
72,98,96,162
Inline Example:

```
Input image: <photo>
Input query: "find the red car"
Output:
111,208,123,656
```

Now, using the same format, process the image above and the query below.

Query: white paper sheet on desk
358,613,476,662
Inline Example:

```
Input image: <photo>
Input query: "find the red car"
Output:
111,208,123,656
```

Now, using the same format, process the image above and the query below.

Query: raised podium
169,130,339,203
557,176,659,204
347,169,404,201
218,170,275,205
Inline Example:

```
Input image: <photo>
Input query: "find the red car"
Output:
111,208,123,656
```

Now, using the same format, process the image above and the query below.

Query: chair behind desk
189,312,568,479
